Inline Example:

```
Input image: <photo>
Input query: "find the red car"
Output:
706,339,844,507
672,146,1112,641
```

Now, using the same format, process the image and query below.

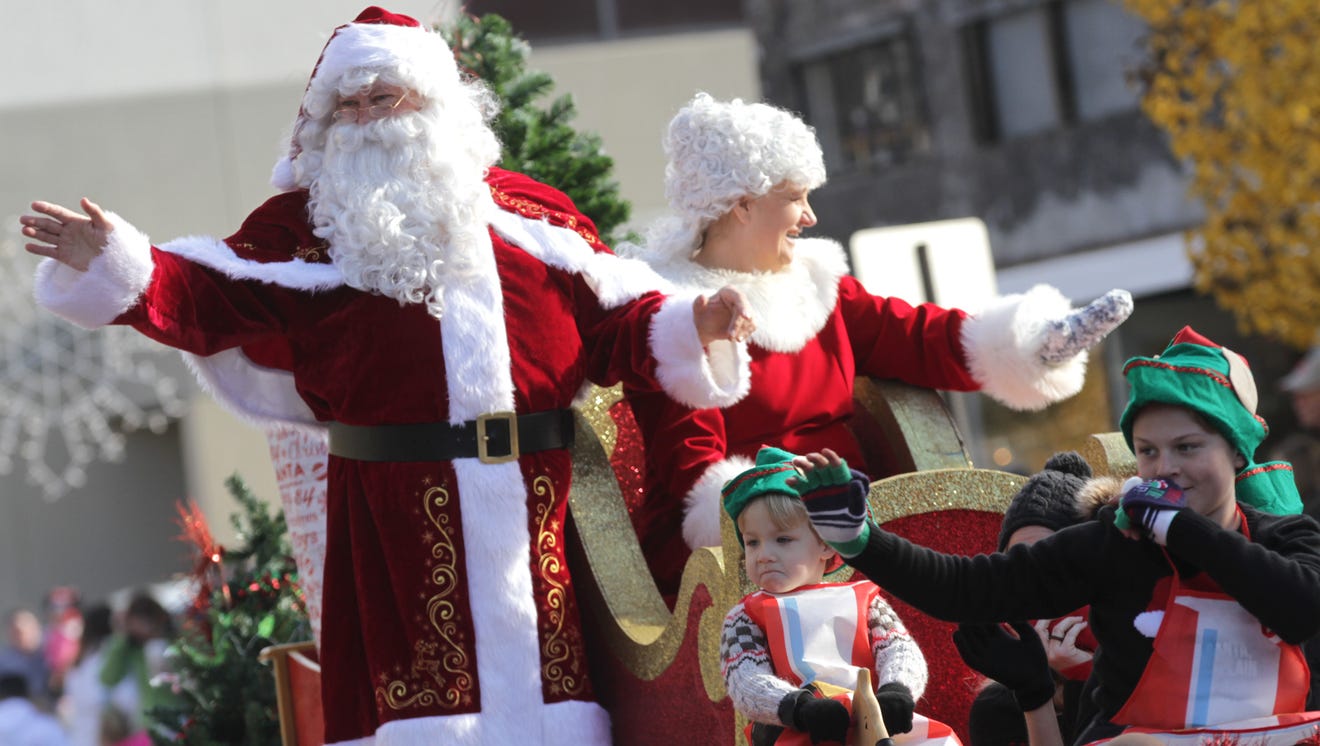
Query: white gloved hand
1038,289,1134,365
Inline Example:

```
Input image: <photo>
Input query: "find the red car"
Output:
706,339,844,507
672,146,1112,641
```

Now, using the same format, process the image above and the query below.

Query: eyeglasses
331,91,412,123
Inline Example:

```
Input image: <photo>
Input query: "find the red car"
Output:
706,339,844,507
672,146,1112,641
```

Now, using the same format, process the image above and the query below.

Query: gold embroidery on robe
375,484,475,711
489,185,600,247
533,476,585,696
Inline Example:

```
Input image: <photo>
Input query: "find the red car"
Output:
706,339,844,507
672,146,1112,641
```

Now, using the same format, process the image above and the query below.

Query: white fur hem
683,456,756,549
33,211,154,328
650,295,751,409
1133,610,1164,638
181,349,321,429
489,208,672,307
960,284,1087,411
370,699,610,745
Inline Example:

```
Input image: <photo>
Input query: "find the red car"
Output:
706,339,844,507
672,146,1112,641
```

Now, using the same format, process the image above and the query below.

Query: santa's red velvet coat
34,169,748,746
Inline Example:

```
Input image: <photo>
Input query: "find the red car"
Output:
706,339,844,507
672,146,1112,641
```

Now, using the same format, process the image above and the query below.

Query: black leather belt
327,410,574,465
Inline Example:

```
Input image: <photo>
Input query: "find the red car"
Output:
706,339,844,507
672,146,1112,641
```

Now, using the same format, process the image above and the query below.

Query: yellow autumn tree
1124,0,1320,348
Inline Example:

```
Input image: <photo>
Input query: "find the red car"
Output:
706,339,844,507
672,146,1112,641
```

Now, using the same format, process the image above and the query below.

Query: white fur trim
959,284,1088,411
270,157,297,193
683,456,756,549
313,22,451,104
1133,610,1164,638
33,211,154,329
151,234,345,428
645,237,846,353
157,235,346,291
371,700,610,745
650,295,751,409
181,350,320,429
489,207,672,308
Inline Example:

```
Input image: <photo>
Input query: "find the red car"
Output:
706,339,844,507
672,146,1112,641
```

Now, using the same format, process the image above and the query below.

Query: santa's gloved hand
1117,477,1186,545
790,449,871,556
780,689,850,744
875,681,915,734
953,621,1055,712
1037,289,1133,365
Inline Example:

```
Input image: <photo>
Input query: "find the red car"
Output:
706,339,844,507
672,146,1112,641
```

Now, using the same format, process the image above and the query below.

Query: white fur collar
645,237,847,353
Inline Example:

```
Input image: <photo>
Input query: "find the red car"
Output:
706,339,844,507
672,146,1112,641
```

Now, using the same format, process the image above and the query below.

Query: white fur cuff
650,294,752,409
960,284,1088,411
32,212,154,329
682,456,756,549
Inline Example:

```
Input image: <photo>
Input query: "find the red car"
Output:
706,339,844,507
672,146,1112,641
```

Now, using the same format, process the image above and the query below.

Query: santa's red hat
270,6,461,191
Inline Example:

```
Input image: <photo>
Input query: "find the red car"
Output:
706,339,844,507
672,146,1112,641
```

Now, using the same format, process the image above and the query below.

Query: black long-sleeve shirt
844,504,1320,725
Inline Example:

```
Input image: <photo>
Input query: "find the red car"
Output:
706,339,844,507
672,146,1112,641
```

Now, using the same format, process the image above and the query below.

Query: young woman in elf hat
618,92,1134,597
718,446,959,745
795,327,1320,743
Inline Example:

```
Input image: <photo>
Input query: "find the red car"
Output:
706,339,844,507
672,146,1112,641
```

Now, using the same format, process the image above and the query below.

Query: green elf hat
1120,326,1301,515
721,446,803,547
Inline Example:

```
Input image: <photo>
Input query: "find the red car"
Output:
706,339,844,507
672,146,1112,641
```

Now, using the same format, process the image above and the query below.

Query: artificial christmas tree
445,13,634,246
146,476,310,745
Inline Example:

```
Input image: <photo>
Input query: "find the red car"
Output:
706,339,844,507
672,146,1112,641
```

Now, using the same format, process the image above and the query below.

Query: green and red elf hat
1120,326,1302,515
721,446,804,548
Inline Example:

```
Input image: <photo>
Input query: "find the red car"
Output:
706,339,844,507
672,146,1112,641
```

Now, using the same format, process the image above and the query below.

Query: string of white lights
0,224,189,499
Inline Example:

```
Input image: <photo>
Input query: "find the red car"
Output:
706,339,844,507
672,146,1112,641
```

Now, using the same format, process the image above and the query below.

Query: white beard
307,111,494,318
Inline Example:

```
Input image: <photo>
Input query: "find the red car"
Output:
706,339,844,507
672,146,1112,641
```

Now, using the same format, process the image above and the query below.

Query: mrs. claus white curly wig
637,93,826,264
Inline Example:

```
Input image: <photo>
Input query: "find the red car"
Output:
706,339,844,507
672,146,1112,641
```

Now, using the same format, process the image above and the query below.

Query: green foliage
147,476,310,745
443,13,635,246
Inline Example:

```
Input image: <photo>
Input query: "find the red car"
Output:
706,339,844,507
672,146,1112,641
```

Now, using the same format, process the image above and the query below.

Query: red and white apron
1090,508,1319,744
742,581,960,745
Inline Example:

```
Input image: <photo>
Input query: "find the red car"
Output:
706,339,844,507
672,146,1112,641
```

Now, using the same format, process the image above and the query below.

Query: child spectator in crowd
97,593,173,741
0,672,68,745
797,327,1320,742
719,446,957,744
0,608,52,710
60,604,114,746
969,452,1100,746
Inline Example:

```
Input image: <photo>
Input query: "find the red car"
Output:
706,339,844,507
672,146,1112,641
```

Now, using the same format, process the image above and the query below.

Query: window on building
467,0,743,42
796,32,931,173
964,0,1145,143
1061,0,1147,121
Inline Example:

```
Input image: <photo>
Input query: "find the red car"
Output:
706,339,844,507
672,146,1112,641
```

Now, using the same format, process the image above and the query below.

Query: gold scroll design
533,475,586,697
489,184,601,247
376,485,474,711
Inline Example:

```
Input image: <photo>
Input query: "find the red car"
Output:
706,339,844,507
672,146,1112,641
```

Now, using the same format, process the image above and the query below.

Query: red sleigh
568,378,1135,745
264,379,1136,744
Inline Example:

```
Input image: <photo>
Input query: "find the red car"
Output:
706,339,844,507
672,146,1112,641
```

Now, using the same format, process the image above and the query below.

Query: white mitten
1038,289,1134,365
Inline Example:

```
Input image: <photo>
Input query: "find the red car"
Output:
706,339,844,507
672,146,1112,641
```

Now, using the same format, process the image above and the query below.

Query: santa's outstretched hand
694,285,755,345
1037,289,1133,365
21,199,112,271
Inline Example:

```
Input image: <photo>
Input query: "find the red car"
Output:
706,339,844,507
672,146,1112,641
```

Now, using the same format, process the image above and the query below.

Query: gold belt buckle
476,411,519,464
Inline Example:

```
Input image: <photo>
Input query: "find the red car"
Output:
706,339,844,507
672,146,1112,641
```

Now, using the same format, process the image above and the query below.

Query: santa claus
21,8,752,745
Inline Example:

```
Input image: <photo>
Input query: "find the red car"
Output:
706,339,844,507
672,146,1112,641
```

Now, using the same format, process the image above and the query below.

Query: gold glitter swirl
868,468,1023,525
533,475,585,695
575,384,623,455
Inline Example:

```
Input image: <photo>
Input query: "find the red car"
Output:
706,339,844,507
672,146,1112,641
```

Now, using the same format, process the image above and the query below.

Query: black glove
874,681,914,734
952,621,1054,711
780,689,850,744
